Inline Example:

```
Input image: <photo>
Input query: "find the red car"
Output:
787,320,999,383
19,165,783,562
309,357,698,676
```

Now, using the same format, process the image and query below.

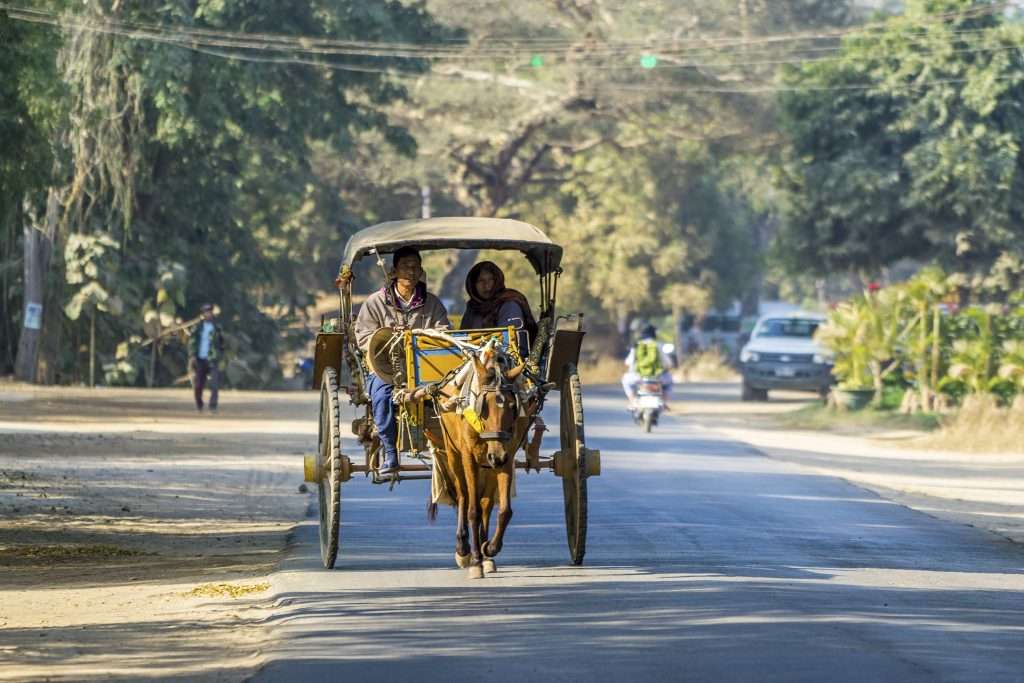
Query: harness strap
479,430,511,442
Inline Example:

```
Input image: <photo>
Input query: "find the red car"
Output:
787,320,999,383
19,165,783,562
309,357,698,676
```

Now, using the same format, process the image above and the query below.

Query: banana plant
995,339,1024,401
817,299,873,391
940,308,996,397
901,267,953,411
862,286,913,406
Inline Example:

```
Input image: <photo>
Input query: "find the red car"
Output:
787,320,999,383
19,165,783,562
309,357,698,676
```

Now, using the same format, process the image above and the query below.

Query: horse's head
471,346,525,469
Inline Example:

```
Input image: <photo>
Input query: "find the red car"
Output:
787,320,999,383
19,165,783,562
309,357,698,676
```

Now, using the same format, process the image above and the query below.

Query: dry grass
923,394,1024,453
579,349,740,385
679,350,740,382
185,581,271,599
1,544,151,560
779,404,942,433
578,356,627,384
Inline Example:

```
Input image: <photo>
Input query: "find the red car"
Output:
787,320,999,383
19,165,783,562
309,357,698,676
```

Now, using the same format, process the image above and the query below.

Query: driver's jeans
367,373,398,465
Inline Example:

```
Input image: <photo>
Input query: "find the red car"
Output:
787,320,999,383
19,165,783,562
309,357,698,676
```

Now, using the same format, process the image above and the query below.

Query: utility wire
0,1,1011,61
602,72,1024,95
5,3,1021,75
2,1,1019,95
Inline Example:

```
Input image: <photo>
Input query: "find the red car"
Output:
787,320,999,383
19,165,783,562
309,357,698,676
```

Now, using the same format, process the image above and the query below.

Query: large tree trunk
2,199,19,372
438,248,480,306
14,190,59,383
614,306,633,358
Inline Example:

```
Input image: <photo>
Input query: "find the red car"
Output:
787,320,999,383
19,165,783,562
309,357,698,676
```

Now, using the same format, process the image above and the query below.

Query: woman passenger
461,261,537,354
462,260,545,462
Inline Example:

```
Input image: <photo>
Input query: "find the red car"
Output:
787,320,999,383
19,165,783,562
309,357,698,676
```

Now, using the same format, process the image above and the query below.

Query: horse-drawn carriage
304,217,600,576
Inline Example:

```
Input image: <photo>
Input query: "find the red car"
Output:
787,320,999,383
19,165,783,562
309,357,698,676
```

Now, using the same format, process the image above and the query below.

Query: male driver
354,247,450,474
188,304,225,414
622,323,674,408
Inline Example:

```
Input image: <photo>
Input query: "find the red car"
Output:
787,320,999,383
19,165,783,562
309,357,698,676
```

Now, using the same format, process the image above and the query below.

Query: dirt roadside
0,384,316,682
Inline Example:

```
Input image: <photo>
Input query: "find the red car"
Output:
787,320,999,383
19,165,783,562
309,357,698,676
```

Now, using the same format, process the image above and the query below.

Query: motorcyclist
622,323,674,409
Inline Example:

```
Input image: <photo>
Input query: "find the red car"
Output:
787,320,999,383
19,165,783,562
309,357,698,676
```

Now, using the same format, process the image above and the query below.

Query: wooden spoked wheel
318,367,342,569
560,363,588,566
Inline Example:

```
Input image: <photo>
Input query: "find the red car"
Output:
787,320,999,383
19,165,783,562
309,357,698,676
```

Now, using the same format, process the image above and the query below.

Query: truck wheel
741,380,755,402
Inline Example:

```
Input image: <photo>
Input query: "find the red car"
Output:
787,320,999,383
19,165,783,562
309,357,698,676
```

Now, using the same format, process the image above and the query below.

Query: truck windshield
755,318,820,338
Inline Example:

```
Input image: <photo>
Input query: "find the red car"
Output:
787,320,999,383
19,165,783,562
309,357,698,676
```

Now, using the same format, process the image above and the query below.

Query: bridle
426,335,528,447
475,365,518,443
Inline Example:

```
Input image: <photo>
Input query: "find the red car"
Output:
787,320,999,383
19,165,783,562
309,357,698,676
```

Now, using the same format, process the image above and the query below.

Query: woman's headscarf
464,261,538,344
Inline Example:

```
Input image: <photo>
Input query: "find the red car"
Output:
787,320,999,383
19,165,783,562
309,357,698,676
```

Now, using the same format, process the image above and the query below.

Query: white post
421,185,431,219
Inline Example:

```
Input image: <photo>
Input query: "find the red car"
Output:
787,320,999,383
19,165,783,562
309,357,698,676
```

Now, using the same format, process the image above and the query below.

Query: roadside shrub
679,349,738,382
821,267,1023,412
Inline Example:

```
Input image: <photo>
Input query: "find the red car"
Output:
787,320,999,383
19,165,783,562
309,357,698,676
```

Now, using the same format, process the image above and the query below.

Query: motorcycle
632,377,665,433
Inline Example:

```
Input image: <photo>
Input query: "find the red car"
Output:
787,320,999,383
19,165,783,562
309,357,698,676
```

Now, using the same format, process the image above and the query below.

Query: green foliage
2,0,890,380
103,340,140,386
142,262,187,339
63,232,123,320
821,265,1023,410
995,338,1024,396
817,299,874,390
2,0,454,384
940,306,1000,396
776,0,1024,276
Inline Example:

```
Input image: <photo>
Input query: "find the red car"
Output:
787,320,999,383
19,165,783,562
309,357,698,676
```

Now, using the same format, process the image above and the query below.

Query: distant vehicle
738,312,833,401
631,376,666,433
683,301,802,362
680,306,742,359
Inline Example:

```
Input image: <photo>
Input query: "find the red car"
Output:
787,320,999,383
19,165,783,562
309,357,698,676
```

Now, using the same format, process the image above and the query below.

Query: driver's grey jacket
354,281,450,357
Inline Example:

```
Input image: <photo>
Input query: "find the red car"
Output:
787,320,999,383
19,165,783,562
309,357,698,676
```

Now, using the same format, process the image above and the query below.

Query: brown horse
435,344,531,579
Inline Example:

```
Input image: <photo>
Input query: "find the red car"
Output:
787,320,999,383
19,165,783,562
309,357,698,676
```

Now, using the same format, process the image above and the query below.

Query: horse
433,341,533,579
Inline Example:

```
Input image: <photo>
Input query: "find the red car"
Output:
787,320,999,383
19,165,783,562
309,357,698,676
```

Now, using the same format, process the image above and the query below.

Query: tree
776,0,1024,278
4,0,452,385
2,8,64,380
63,232,124,387
388,0,858,302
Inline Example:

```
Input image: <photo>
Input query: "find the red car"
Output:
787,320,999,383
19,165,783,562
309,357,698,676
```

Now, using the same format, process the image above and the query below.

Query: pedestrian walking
188,304,224,413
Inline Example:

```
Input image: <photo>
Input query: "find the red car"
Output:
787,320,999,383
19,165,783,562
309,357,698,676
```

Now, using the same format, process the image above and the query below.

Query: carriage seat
404,326,521,390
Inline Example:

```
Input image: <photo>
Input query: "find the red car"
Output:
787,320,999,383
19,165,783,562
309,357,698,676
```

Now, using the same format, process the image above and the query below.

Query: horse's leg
480,493,492,552
480,471,498,574
480,469,496,547
483,467,514,563
454,493,472,568
442,416,471,569
464,454,485,579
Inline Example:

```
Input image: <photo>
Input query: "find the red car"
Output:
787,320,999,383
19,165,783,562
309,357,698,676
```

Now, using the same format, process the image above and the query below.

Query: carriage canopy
340,217,563,276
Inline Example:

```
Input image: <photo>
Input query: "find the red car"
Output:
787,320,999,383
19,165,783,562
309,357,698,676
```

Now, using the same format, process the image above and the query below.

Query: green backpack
634,339,663,377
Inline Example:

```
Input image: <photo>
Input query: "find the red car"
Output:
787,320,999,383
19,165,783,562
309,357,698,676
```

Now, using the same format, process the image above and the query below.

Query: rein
433,339,522,443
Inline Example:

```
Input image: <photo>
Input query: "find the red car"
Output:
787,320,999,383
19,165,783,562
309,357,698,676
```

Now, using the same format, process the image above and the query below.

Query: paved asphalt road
253,386,1023,682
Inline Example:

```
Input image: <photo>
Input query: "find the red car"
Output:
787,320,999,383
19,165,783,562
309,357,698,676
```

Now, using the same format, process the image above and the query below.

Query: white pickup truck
738,312,834,401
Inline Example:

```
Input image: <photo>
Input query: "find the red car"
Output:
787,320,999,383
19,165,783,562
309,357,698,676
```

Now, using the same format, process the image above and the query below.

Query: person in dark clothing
187,304,225,413
461,261,537,355
461,260,546,462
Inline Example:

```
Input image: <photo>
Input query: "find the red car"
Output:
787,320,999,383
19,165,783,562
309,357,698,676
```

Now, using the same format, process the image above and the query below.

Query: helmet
640,324,657,340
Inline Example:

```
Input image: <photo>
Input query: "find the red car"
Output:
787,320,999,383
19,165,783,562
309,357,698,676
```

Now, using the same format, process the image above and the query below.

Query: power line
0,1,1011,62
600,72,1024,96
570,41,1024,74
1,1,1018,94
5,3,1020,77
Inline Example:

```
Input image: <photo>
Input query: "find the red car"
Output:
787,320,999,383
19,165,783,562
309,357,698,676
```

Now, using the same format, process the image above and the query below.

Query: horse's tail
427,501,438,524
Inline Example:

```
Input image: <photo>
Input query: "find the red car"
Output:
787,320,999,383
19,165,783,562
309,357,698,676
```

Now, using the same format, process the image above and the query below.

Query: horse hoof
455,553,472,569
467,564,484,580
482,558,497,574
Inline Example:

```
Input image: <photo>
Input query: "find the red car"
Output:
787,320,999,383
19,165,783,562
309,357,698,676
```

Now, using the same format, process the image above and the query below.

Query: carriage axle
305,449,601,484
